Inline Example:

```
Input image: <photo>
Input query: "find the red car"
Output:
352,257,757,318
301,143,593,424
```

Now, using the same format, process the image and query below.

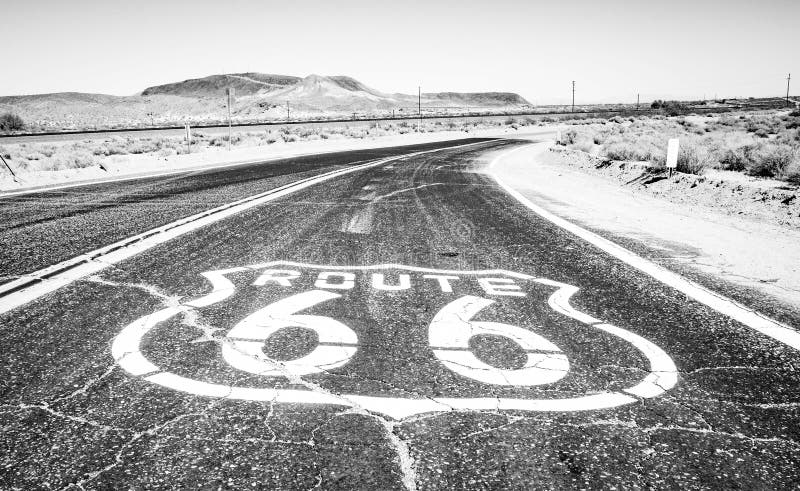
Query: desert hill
0,73,531,131
141,73,301,97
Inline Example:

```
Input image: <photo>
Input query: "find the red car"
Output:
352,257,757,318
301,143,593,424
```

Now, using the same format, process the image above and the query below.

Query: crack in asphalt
51,365,117,405
79,270,798,489
59,408,213,490
0,403,125,433
90,274,422,491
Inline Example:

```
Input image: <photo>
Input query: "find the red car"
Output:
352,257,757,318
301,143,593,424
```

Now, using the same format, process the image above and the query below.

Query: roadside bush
0,113,25,131
602,135,664,164
784,159,800,184
715,145,753,171
676,141,713,174
571,138,594,153
562,129,578,145
746,143,797,178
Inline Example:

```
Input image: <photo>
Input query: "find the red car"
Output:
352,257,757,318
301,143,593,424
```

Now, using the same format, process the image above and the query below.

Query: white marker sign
112,261,678,420
666,138,679,169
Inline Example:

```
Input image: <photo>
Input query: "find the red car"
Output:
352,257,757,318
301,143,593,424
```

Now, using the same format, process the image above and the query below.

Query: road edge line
487,142,800,351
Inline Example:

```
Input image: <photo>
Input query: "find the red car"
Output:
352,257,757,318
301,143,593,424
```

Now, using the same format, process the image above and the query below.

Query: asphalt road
1,139,799,489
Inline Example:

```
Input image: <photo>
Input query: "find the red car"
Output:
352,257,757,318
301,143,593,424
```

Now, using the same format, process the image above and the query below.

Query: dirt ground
491,143,800,309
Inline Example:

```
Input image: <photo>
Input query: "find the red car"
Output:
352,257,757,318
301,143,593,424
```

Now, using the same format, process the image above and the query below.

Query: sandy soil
492,142,800,307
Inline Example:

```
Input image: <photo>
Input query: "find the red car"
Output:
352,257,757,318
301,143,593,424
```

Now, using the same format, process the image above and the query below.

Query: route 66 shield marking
112,261,678,419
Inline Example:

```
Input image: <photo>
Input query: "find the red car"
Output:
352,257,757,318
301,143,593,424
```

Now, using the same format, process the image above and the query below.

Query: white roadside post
185,123,192,154
556,130,562,145
666,138,679,177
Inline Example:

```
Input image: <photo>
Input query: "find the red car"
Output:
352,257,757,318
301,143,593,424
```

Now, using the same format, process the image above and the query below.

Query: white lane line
487,142,800,351
372,183,444,202
0,141,491,315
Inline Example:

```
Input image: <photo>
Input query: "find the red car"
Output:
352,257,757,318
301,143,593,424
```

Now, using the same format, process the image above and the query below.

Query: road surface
1,139,799,489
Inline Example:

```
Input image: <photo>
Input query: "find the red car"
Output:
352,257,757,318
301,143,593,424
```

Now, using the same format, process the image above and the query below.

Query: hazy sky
3,0,798,103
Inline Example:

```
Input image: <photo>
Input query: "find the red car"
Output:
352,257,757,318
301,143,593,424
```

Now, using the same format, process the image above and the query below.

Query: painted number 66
222,290,569,387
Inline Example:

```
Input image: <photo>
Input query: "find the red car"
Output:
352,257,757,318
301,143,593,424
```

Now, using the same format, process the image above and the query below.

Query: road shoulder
488,142,800,318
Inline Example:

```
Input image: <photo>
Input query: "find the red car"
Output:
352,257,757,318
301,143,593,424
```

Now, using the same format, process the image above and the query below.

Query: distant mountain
142,73,302,97
1,73,531,130
423,92,529,106
140,73,530,110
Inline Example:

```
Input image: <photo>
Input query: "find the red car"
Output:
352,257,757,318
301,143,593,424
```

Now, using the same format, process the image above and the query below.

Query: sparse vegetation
561,110,800,181
0,113,25,132
0,116,544,174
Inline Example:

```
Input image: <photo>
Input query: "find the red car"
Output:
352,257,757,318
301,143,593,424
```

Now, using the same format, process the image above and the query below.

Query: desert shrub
39,145,56,158
0,113,25,131
784,159,800,183
571,138,594,153
283,134,299,142
746,143,797,177
676,141,712,174
602,134,665,164
39,150,98,171
562,129,578,145
604,142,651,162
715,144,754,171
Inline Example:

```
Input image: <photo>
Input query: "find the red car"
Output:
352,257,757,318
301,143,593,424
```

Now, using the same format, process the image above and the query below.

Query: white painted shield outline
112,261,679,420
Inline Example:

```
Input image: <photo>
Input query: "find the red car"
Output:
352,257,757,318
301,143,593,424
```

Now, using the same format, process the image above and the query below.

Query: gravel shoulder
491,143,800,311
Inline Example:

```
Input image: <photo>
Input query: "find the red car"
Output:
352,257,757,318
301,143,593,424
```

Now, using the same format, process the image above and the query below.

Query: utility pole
226,87,234,151
571,81,575,113
418,86,422,131
787,73,792,106
636,93,640,110
286,101,290,120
